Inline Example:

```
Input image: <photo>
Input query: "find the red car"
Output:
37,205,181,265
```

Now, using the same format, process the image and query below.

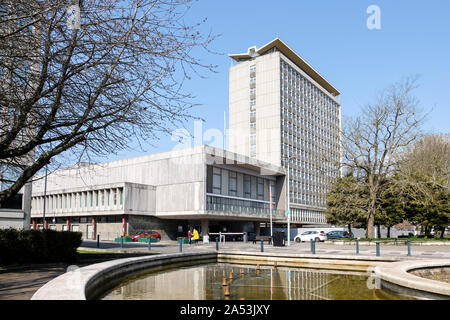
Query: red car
131,230,161,241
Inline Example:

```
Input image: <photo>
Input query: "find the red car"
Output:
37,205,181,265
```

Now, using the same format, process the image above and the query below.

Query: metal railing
206,203,284,217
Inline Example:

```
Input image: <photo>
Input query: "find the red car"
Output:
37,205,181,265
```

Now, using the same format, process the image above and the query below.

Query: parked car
326,230,352,239
294,230,327,242
131,230,161,242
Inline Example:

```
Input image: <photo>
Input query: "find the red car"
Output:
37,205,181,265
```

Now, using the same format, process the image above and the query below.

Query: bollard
260,239,264,252
148,238,151,251
216,238,219,251
356,239,359,255
179,239,183,253
96,234,100,248
120,236,123,248
407,240,411,256
310,239,316,254
376,242,380,256
224,285,231,297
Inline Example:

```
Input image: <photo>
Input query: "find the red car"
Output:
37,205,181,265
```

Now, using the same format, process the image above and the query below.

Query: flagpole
270,184,273,238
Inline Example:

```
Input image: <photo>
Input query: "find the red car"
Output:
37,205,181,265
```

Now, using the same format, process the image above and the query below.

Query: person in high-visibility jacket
192,228,199,244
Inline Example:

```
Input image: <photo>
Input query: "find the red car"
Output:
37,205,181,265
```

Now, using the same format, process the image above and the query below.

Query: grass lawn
333,237,450,241
77,249,111,254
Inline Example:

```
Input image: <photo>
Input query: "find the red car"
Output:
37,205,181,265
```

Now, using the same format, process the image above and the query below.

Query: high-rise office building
228,38,341,225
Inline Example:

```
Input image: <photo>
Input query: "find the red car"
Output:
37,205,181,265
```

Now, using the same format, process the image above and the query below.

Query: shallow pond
101,263,412,300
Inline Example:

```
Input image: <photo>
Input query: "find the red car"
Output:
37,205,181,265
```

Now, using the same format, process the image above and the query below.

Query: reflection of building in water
205,264,332,300
283,269,330,300
104,264,386,300
109,266,208,300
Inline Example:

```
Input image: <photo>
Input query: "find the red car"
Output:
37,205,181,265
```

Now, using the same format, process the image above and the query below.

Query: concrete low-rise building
0,181,32,230
31,145,309,240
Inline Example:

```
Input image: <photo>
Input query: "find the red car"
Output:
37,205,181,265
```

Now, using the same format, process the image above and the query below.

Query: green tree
397,134,450,237
375,177,405,238
326,172,367,236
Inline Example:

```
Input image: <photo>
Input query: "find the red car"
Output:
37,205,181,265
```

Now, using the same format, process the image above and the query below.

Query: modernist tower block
228,38,341,225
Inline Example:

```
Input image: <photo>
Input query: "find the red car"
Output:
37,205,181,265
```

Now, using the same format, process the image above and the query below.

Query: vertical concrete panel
194,182,200,211
201,219,209,236
221,169,228,196
22,182,32,230
237,173,244,197
251,176,257,199
276,175,287,211
264,179,269,201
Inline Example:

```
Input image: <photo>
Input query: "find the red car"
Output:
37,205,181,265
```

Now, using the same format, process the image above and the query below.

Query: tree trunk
440,226,446,239
366,191,377,239
387,227,391,238
366,211,375,238
348,224,353,237
377,224,381,239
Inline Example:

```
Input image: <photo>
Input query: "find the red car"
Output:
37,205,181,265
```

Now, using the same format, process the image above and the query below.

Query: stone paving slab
0,264,68,300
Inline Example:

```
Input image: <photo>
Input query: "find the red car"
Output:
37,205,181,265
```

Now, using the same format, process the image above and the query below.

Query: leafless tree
0,0,217,203
398,134,450,190
341,77,426,238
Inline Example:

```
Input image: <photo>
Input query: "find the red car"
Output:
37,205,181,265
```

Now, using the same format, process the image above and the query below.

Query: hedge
0,228,82,265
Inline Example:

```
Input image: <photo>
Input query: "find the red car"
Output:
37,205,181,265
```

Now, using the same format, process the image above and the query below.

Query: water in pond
101,263,412,300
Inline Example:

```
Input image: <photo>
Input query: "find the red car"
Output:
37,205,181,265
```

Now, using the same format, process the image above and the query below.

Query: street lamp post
286,157,290,246
269,184,273,238
42,166,48,229
282,155,293,247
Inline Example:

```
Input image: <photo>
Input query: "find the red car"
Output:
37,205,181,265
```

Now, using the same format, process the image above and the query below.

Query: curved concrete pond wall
32,251,217,300
32,251,450,300
374,259,450,299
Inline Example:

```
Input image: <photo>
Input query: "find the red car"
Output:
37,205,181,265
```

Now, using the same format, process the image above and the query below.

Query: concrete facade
228,38,341,225
0,182,32,230
31,146,289,240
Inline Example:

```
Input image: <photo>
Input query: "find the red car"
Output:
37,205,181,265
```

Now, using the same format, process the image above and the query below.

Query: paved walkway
80,239,450,259
1,239,450,300
0,263,68,300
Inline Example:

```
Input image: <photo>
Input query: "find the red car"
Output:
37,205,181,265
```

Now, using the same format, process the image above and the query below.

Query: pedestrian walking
192,228,199,244
188,228,192,245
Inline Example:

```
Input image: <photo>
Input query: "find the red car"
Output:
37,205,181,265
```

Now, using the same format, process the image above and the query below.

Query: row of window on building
279,59,340,209
32,215,124,224
207,166,276,204
290,208,326,223
206,195,272,210
280,59,339,110
31,187,124,213
249,64,257,157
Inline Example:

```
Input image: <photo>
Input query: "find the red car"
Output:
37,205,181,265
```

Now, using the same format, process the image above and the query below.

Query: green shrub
0,228,82,265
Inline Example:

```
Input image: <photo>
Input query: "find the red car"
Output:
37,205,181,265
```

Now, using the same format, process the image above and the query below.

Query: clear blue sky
109,0,450,161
